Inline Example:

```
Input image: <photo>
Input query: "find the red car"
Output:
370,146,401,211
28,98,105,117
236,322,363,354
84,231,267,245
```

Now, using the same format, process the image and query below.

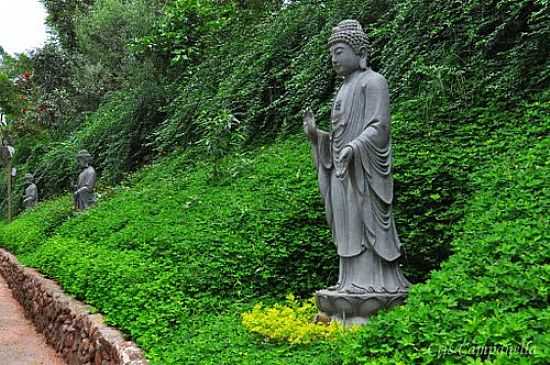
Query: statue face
77,157,89,168
330,42,361,76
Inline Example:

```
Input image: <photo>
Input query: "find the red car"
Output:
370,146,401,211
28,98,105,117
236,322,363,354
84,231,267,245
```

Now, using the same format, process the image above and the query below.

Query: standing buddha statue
304,19,410,325
74,150,97,211
22,173,38,209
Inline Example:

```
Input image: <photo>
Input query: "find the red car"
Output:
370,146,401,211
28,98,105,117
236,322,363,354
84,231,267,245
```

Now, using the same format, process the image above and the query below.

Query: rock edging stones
0,248,148,365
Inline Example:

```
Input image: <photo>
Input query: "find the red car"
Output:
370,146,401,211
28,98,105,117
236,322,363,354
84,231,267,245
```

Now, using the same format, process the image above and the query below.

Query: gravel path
0,273,66,365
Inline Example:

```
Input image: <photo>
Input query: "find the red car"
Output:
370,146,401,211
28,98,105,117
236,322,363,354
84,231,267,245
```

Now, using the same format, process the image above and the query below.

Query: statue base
315,289,408,326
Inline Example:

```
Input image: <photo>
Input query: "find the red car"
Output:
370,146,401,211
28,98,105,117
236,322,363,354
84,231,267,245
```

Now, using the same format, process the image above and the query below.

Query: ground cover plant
0,137,341,364
0,0,548,364
1,95,547,364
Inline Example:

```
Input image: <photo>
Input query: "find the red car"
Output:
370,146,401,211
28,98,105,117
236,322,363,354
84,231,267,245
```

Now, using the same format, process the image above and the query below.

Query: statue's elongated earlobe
360,57,367,70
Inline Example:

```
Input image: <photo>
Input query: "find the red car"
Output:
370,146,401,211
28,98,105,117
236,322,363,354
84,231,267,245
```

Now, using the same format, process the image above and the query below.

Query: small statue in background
304,20,410,325
74,150,96,211
22,173,38,209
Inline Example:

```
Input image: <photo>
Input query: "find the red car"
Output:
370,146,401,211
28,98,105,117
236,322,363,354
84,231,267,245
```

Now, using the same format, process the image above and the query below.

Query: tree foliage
0,52,33,121
41,0,95,50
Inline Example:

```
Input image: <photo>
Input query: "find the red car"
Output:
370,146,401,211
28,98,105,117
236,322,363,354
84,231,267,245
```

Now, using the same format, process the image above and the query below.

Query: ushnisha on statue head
328,19,369,76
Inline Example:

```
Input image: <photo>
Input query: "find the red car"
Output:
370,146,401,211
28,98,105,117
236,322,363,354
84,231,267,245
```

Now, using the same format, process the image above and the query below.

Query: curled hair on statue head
328,20,369,69
328,20,369,54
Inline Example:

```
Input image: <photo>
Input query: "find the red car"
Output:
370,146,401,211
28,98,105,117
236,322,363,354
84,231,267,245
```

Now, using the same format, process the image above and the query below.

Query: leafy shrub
75,84,166,184
13,253,336,365
75,0,159,78
242,294,344,345
152,0,549,154
29,141,79,197
132,0,235,70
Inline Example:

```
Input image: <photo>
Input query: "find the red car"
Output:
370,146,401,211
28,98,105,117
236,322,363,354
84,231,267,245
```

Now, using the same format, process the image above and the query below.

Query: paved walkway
0,274,65,365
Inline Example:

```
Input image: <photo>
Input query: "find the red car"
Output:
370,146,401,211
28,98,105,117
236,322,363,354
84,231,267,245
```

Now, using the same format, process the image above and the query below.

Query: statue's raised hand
303,108,318,142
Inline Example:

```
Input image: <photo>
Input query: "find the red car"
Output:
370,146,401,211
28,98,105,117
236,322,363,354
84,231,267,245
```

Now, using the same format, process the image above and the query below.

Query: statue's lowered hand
336,146,353,178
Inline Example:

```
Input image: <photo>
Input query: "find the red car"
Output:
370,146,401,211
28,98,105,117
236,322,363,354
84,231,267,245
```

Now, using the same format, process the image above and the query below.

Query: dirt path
0,273,66,365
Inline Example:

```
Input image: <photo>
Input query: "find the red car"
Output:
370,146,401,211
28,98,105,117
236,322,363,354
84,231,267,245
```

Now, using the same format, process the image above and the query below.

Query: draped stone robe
75,166,97,210
311,68,410,293
23,183,38,209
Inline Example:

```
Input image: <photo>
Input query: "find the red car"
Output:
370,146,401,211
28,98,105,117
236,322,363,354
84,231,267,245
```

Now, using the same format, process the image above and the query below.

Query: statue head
328,20,369,76
76,149,93,168
24,173,34,185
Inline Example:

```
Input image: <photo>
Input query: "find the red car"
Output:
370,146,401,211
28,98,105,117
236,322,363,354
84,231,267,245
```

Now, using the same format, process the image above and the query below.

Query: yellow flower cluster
241,294,343,345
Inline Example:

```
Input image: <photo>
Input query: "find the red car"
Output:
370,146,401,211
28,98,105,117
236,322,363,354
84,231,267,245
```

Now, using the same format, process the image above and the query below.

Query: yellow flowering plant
241,294,345,345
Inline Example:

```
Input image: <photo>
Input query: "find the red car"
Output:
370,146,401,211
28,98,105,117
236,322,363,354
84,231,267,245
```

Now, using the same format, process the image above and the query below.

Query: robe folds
311,68,410,293
75,166,97,210
23,183,38,209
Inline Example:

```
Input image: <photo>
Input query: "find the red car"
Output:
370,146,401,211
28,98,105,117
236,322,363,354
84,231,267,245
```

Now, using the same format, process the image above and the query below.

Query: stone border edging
0,248,148,365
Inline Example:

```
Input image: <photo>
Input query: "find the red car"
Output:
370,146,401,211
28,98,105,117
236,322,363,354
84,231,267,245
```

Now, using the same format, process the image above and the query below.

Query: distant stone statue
22,173,38,209
304,20,410,325
74,150,96,211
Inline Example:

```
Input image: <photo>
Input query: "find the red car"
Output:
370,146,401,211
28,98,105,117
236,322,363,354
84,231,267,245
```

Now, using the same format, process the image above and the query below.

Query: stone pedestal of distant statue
23,173,38,209
74,150,96,211
304,20,410,325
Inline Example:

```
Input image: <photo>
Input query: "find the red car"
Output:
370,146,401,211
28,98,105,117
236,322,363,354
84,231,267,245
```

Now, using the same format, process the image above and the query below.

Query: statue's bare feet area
0,274,66,365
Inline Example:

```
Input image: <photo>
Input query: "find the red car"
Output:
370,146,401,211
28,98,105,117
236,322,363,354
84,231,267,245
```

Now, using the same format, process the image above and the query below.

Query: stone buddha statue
74,150,97,211
22,173,38,209
304,20,410,325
